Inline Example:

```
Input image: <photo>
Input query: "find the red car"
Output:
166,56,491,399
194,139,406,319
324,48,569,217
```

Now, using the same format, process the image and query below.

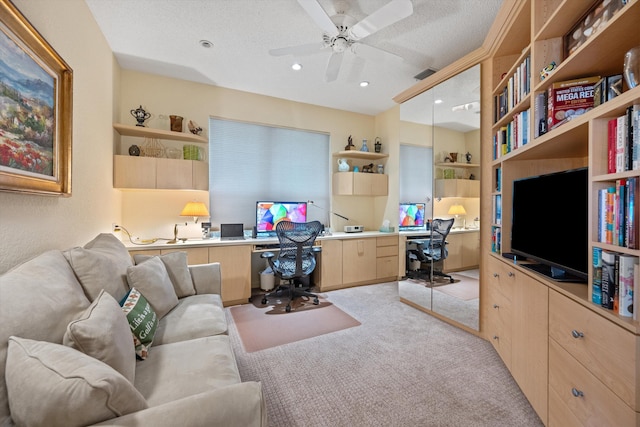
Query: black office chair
406,218,455,283
260,220,323,312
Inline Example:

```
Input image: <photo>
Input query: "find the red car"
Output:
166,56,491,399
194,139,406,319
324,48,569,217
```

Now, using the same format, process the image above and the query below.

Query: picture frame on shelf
0,0,73,196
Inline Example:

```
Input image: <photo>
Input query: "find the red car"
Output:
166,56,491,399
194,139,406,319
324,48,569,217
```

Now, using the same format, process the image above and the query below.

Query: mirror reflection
399,64,480,331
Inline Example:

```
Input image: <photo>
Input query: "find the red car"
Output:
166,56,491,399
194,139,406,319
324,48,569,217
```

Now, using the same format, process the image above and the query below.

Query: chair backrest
274,221,323,279
430,218,455,259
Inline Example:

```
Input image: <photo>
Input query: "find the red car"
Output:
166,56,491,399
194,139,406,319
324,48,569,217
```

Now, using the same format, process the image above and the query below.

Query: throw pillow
120,287,158,359
5,337,147,427
133,251,196,298
126,256,179,318
63,233,132,302
63,289,136,382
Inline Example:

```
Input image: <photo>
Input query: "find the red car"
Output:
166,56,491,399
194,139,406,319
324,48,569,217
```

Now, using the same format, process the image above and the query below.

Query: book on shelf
618,254,637,317
626,177,639,249
632,104,640,170
592,247,603,305
547,76,599,131
601,250,618,310
493,55,530,123
491,226,501,254
495,167,501,192
534,92,547,138
493,194,502,225
607,104,640,173
597,179,639,249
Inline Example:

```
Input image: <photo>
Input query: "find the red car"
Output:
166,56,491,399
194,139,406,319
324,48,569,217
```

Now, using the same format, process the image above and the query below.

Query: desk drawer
377,236,397,247
549,290,638,410
549,339,637,427
377,245,398,257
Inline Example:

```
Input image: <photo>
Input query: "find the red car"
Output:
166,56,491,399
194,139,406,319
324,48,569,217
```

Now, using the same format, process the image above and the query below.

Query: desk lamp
167,202,210,244
448,204,467,229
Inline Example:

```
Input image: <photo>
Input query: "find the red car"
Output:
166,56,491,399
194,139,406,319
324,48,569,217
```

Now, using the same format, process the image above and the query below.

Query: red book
608,118,617,174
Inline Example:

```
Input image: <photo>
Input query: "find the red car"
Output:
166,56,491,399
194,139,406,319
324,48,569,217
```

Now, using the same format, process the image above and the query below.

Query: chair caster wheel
313,298,319,305
285,305,291,313
449,278,455,283
261,298,267,305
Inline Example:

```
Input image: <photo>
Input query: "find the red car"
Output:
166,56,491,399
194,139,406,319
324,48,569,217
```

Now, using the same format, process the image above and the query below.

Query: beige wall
0,0,120,273
117,70,387,239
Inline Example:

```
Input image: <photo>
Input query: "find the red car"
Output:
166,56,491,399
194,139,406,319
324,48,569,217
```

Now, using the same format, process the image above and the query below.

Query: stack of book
593,247,637,319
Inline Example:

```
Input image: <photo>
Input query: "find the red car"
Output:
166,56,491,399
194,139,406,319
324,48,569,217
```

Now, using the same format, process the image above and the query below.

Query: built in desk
123,231,401,306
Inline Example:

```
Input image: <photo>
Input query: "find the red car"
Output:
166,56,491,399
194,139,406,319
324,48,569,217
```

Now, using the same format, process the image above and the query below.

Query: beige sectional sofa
0,233,266,427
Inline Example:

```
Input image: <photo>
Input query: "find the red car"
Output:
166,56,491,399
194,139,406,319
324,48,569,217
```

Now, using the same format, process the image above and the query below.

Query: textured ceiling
85,0,501,124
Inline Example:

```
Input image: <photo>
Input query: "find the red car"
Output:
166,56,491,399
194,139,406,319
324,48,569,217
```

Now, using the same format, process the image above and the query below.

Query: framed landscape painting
0,0,72,196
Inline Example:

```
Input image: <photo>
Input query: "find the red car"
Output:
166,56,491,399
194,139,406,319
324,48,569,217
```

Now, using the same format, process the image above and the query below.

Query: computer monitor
399,202,426,230
256,201,308,235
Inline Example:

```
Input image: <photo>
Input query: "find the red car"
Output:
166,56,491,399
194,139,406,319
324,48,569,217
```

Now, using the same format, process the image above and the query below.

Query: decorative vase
337,158,349,172
623,46,640,89
465,152,472,163
130,105,150,127
360,139,369,152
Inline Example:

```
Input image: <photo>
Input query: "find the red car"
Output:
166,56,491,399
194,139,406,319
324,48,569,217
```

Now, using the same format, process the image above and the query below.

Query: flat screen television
256,201,308,235
399,202,426,230
511,167,588,282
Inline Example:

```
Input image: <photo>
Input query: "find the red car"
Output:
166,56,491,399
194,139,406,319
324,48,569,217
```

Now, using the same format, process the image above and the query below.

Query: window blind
209,118,330,229
399,144,433,215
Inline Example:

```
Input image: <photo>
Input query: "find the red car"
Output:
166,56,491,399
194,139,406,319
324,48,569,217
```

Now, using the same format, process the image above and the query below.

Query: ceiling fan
269,0,413,82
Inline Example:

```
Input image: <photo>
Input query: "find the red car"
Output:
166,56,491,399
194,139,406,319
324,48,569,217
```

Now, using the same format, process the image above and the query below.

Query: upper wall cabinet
332,151,389,196
113,124,208,190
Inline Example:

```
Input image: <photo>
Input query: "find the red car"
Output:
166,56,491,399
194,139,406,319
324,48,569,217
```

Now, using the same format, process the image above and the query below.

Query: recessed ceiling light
359,81,369,87
199,40,213,48
291,63,302,71
434,99,443,104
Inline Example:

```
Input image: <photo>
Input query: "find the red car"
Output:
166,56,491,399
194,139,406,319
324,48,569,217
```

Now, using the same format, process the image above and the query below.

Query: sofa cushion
64,233,132,302
134,335,241,407
0,250,90,425
120,288,159,360
154,294,227,346
126,256,179,318
63,290,136,382
5,337,148,427
134,252,196,298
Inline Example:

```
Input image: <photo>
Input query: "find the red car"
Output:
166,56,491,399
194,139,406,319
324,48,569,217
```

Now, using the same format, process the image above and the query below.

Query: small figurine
360,139,369,152
540,61,556,81
345,135,355,151
188,120,203,135
130,105,151,127
362,163,374,173
465,152,472,163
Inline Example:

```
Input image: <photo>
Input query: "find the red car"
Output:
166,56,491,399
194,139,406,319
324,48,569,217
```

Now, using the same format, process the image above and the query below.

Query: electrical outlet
112,223,120,232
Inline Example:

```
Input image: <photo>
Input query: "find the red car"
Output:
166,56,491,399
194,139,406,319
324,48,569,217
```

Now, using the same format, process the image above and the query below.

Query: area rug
433,276,479,300
229,298,361,352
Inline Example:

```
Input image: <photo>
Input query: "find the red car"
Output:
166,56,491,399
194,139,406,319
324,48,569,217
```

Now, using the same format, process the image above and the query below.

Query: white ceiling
85,0,501,128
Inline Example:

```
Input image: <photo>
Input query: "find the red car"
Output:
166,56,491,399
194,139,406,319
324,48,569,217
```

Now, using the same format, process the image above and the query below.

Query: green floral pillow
120,288,158,360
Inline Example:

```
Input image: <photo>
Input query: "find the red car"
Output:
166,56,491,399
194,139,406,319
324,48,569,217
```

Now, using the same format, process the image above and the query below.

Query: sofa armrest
189,262,222,295
91,381,266,427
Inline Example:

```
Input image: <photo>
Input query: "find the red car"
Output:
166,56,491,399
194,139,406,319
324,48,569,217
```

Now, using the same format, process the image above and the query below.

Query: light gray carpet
226,282,543,427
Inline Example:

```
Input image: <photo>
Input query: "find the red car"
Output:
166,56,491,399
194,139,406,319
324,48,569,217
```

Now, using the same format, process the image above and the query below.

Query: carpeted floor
226,282,543,427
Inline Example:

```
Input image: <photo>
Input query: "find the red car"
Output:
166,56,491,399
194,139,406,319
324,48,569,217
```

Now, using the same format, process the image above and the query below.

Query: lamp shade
448,204,467,216
180,202,209,219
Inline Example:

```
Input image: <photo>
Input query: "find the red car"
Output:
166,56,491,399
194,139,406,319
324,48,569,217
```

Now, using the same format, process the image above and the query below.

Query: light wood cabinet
435,179,480,198
376,236,398,280
342,238,377,284
333,172,388,196
113,123,208,190
208,245,252,306
443,231,480,272
486,256,514,367
318,239,343,291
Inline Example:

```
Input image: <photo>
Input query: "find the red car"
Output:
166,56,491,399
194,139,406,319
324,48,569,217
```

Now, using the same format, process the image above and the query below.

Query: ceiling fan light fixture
359,81,369,87
291,63,303,71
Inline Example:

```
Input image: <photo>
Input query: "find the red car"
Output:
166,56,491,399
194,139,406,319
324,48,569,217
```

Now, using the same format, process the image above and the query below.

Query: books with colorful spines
608,118,617,173
617,254,637,317
606,186,615,244
626,177,639,249
634,263,638,321
632,104,640,170
617,178,626,246
547,76,599,130
592,247,603,305
601,250,617,310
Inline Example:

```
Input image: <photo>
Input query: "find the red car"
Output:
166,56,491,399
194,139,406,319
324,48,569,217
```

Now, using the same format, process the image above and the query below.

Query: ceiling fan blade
348,0,413,40
325,52,343,82
269,42,326,57
346,56,366,83
351,42,403,63
297,0,339,37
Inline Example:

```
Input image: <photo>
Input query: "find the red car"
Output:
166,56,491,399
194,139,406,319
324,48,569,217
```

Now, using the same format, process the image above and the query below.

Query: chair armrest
189,262,222,295
91,382,266,427
312,246,322,253
260,251,275,260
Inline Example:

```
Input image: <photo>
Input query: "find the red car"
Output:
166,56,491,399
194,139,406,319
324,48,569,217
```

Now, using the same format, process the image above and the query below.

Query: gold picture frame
0,0,72,196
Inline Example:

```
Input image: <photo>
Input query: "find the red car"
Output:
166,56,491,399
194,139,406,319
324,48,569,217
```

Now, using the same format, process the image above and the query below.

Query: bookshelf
482,0,640,425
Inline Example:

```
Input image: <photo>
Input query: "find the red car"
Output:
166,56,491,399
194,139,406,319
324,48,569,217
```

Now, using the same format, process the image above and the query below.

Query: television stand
521,263,586,283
